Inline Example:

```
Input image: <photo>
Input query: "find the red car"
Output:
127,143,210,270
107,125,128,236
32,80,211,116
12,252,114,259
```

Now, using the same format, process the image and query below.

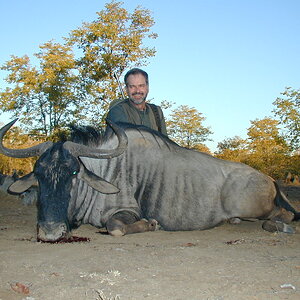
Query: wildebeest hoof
228,217,241,225
109,228,125,237
262,220,296,234
107,219,126,237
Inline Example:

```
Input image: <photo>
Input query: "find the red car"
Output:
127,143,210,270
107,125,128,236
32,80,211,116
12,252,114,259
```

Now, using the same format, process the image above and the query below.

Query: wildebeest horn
0,119,53,158
63,119,128,159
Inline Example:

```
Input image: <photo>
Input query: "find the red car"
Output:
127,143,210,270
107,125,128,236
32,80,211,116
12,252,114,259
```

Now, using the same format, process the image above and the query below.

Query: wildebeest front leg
106,211,158,236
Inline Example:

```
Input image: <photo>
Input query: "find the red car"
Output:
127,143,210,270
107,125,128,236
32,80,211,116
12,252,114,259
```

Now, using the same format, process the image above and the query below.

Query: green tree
66,0,157,119
245,117,290,178
0,41,83,136
166,105,212,149
215,136,248,162
273,87,300,150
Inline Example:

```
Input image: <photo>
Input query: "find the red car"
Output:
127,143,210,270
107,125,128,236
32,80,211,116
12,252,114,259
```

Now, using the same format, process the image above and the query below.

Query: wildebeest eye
72,171,77,175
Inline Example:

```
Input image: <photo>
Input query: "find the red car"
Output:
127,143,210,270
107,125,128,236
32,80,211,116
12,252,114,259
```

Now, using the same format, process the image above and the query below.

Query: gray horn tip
4,118,19,129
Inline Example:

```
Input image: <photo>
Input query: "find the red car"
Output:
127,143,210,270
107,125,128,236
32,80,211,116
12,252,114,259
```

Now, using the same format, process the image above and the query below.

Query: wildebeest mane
70,121,181,152
104,121,180,149
69,125,104,146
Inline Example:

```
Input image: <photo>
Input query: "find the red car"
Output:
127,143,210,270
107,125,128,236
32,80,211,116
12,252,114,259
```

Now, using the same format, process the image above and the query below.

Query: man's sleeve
107,105,128,123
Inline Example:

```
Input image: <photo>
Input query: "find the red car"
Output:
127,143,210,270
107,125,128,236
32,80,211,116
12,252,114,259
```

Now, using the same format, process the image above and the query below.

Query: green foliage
247,118,288,152
245,118,292,178
216,118,294,179
215,136,249,162
0,42,85,136
273,87,300,150
191,143,212,154
287,154,300,176
166,105,213,149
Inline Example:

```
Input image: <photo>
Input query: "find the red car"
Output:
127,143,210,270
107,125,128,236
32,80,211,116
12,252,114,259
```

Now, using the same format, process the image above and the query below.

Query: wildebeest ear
78,165,120,194
8,172,38,194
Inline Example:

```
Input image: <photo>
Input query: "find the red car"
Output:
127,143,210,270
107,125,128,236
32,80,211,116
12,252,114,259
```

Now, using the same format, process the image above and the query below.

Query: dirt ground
0,183,299,300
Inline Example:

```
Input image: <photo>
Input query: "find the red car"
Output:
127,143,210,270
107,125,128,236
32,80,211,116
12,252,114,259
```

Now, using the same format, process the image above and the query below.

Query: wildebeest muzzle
37,221,70,242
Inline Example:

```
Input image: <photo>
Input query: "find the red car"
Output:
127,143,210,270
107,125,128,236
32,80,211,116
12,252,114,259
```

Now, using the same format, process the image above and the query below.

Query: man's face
125,74,149,105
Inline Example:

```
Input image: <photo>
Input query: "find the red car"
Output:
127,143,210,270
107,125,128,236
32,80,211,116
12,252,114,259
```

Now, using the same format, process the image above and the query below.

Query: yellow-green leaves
273,87,300,150
167,105,213,149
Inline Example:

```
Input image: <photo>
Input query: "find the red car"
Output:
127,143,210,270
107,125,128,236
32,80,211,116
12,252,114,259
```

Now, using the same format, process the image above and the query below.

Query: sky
0,0,299,152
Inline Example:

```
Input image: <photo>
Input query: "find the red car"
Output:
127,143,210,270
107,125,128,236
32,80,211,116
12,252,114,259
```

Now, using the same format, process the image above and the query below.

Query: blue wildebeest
0,119,299,242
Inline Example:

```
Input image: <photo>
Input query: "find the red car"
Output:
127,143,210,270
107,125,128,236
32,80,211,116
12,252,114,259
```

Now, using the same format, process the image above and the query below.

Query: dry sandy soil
0,183,299,300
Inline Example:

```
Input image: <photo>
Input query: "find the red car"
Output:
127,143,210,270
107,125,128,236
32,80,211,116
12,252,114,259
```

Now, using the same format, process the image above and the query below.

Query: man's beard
129,93,147,105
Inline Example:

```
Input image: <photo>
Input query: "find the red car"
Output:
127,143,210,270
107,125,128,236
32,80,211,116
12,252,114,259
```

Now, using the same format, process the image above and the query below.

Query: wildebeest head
0,119,128,242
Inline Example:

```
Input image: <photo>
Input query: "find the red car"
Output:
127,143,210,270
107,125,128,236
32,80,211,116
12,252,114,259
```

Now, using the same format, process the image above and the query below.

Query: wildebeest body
78,126,281,231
